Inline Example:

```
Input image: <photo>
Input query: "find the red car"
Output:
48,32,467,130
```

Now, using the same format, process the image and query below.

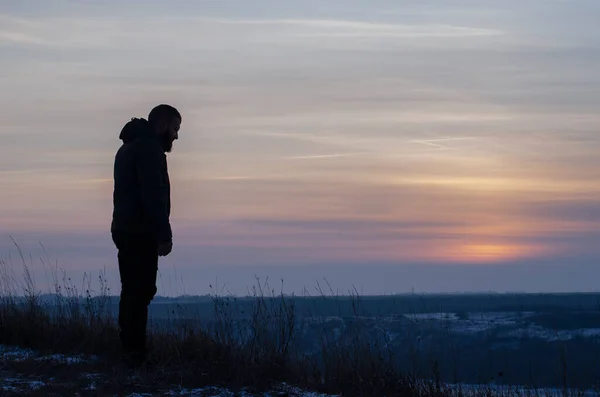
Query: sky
0,0,599,296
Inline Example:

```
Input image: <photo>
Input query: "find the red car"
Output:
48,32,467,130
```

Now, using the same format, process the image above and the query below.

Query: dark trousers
113,233,158,355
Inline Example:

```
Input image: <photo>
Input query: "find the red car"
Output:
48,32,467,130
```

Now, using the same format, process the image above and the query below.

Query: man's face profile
160,117,180,153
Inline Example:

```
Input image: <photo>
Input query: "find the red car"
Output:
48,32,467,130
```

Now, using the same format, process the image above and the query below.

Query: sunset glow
453,244,534,263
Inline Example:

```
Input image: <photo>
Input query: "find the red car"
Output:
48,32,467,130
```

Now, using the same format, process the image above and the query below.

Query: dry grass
1,248,598,397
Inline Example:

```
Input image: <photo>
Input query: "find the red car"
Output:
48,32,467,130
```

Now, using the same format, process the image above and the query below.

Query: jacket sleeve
136,140,172,243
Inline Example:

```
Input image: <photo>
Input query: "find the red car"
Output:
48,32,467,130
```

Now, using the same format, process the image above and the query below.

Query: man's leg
116,234,158,363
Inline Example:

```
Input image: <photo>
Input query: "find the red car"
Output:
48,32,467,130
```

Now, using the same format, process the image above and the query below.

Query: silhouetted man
111,104,181,367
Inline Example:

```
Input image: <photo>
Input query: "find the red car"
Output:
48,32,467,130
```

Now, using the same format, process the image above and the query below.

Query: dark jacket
111,118,172,244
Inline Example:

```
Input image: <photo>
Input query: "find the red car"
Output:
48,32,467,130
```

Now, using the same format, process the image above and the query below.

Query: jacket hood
119,117,154,143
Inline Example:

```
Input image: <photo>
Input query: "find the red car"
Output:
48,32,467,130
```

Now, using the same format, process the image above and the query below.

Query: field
146,292,600,388
2,259,600,396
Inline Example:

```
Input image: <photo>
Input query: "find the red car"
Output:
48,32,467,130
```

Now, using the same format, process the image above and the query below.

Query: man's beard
160,133,173,153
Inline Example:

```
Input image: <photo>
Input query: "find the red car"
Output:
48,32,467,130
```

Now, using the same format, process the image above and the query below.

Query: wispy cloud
238,131,361,149
282,152,371,160
410,137,479,150
201,176,266,181
0,29,47,45
390,175,600,195
0,13,504,50
203,18,504,38
0,14,231,49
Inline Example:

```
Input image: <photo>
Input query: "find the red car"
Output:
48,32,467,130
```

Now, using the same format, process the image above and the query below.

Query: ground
0,345,335,397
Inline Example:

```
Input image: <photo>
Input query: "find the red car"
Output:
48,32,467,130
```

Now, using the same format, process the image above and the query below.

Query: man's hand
158,241,173,257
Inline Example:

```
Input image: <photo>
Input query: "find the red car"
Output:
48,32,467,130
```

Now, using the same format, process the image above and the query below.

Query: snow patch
276,384,338,397
1,344,86,365
35,353,87,364
448,383,599,397
408,312,538,335
83,372,102,379
406,312,460,321
3,377,47,390
163,384,338,397
0,345,34,362
507,325,600,341
165,387,259,396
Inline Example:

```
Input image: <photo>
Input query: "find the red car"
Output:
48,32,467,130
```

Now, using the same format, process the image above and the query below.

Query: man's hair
148,104,181,126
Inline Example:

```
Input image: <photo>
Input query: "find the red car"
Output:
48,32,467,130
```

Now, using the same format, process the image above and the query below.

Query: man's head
148,104,181,153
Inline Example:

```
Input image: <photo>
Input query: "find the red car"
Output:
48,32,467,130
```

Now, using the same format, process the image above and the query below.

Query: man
111,104,181,367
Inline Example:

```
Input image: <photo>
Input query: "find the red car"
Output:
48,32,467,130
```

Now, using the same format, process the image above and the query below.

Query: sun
453,243,526,263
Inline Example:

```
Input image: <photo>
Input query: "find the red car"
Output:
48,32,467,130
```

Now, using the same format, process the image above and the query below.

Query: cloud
517,199,600,224
410,137,479,150
203,17,504,38
238,218,463,233
0,12,504,52
388,175,600,195
282,152,371,160
0,14,232,50
234,110,514,130
0,29,47,45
